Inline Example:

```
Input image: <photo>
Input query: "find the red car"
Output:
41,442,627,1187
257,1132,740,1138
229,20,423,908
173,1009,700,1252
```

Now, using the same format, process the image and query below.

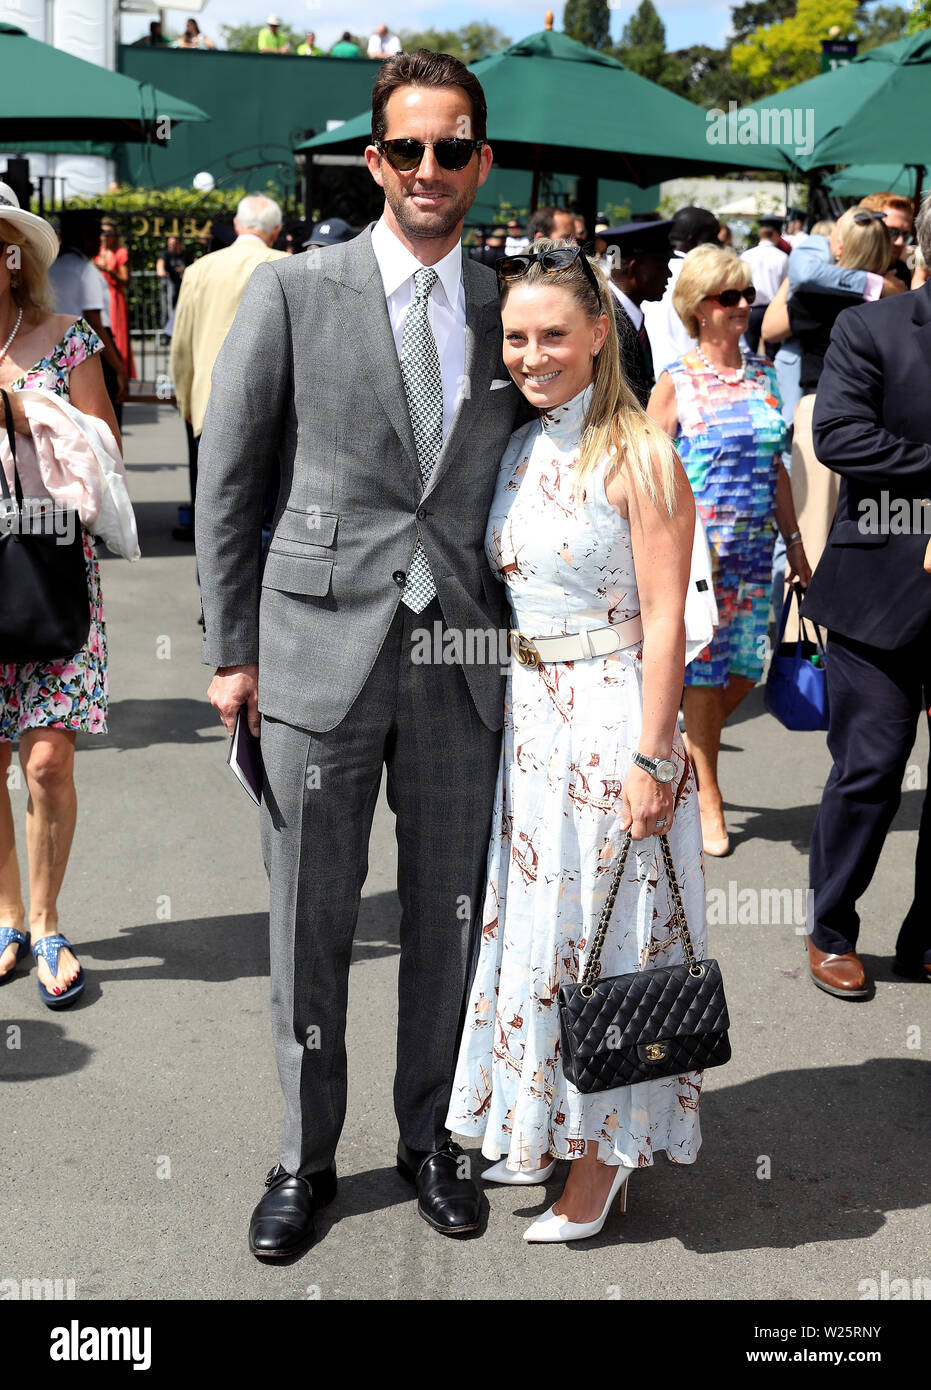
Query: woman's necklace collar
0,305,23,365
696,342,746,384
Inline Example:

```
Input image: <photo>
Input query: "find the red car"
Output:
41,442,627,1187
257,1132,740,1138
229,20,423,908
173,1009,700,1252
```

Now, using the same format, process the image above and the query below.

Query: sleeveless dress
446,385,707,1172
0,318,109,742
666,351,785,687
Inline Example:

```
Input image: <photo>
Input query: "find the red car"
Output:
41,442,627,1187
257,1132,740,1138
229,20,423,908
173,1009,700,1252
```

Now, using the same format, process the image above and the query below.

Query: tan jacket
170,235,286,436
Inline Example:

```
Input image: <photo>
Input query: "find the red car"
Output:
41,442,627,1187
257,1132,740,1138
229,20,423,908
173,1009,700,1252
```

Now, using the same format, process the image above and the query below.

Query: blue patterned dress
667,351,785,687
446,385,707,1172
0,318,109,741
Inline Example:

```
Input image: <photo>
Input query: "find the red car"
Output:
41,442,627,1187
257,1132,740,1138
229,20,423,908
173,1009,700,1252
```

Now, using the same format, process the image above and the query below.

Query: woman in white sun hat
0,182,124,1010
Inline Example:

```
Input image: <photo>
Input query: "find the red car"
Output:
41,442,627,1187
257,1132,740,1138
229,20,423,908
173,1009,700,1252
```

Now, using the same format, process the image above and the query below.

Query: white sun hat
0,182,59,268
266,13,281,24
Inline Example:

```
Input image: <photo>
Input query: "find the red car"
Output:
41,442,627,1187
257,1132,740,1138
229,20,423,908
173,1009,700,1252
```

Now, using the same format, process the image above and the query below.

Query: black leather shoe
892,953,931,979
248,1162,337,1260
397,1139,481,1235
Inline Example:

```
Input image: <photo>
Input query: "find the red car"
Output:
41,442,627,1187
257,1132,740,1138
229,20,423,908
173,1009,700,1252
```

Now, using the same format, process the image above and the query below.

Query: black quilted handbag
558,830,731,1092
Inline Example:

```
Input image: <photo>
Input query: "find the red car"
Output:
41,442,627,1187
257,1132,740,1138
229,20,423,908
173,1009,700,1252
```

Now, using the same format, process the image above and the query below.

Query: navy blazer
800,282,931,649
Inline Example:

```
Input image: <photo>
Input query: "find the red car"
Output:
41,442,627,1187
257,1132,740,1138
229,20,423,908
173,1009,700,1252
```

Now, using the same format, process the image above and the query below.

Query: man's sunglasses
708,285,756,307
496,245,602,301
375,138,484,172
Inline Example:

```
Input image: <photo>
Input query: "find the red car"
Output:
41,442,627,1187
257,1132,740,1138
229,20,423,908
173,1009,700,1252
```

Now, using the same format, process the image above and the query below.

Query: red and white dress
446,384,707,1171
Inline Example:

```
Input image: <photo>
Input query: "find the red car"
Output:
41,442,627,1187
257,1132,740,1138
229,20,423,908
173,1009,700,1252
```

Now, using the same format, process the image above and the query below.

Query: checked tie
398,266,443,612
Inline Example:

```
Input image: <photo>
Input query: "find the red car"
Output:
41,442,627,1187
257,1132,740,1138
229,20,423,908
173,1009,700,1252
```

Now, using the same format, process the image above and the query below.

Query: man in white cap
258,15,290,53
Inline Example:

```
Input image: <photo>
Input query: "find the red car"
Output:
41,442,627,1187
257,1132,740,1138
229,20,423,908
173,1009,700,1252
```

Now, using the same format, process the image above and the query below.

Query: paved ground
3,404,928,1302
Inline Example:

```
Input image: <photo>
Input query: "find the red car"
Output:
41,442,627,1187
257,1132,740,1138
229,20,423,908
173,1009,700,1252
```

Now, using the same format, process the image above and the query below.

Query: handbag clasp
644,1043,667,1062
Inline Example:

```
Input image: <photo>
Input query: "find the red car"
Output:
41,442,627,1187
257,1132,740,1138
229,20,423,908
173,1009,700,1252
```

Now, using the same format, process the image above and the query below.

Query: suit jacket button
416,506,425,520
393,570,406,586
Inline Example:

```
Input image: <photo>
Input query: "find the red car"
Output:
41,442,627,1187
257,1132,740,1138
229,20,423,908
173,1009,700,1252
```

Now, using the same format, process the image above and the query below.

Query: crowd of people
135,16,405,58
1,47,928,1266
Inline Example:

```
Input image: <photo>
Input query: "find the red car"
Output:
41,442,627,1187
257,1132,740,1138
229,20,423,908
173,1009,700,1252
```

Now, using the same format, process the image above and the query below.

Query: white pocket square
490,378,511,391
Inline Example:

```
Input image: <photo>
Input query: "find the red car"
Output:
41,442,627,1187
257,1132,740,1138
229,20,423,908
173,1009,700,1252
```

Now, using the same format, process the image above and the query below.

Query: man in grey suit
195,50,526,1259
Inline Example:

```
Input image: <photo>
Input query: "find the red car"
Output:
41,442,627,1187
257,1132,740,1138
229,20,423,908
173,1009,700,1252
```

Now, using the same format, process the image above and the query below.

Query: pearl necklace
696,343,746,384
0,306,23,365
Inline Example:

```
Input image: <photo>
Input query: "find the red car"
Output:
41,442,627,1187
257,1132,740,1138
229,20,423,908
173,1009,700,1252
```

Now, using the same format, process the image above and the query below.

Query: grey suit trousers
259,597,501,1176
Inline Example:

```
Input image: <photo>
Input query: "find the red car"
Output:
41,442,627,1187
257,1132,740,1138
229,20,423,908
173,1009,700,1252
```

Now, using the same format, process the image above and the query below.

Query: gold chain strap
579,829,703,994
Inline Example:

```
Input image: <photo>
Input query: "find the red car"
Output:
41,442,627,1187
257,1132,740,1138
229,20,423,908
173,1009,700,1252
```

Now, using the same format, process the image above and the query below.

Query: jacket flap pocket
830,517,889,547
261,552,333,596
273,508,338,548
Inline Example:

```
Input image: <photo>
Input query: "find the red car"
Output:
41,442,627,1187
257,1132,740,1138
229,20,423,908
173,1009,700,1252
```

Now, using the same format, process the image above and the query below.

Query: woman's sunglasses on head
851,208,913,244
375,138,484,172
708,285,756,307
496,245,602,300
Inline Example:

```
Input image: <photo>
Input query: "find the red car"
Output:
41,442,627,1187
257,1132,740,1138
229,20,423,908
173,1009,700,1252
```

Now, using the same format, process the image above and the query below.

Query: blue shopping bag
764,584,829,732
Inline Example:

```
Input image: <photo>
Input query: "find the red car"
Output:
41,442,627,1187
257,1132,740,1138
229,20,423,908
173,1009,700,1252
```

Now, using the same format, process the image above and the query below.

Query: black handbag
0,387,90,664
558,830,731,1092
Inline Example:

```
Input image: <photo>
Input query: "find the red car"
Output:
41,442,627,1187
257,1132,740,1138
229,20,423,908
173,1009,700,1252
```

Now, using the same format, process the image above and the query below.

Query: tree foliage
731,0,860,91
563,0,612,51
397,23,511,62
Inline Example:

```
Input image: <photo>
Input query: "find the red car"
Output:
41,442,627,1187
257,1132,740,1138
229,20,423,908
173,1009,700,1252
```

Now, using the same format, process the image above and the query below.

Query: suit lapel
911,284,931,379
325,229,420,480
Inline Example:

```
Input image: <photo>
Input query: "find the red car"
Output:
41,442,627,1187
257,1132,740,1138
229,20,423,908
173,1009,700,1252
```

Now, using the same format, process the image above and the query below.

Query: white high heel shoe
522,1163,634,1242
482,1157,557,1185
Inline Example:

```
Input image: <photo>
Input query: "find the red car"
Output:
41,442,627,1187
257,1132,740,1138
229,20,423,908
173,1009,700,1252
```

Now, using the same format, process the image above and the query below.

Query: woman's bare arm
646,370,679,439
761,277,790,343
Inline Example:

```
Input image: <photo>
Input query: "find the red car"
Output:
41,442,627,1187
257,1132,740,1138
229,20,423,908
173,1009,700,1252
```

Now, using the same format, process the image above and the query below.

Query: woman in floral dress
446,241,706,1243
0,186,121,1007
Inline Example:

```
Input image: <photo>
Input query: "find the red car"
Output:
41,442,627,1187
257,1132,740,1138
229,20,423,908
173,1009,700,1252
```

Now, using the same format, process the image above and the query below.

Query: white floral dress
446,384,707,1171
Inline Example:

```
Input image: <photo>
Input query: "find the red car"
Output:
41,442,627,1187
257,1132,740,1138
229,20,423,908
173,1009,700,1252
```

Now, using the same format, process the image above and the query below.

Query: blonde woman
0,184,121,1008
446,240,706,1243
648,245,810,856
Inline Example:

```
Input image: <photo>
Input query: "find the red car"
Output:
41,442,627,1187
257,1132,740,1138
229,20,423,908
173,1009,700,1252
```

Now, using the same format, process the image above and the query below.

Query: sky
119,0,745,52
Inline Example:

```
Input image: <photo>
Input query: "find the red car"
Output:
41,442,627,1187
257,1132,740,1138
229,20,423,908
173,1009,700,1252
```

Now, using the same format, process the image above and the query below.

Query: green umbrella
0,22,209,143
824,164,920,198
297,28,793,185
744,31,931,186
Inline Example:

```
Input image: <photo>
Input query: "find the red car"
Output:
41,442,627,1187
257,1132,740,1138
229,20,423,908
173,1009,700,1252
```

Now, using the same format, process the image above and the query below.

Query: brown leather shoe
807,938,870,998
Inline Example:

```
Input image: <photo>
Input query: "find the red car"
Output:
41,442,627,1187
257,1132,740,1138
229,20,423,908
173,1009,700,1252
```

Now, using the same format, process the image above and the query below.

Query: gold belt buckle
508,629,540,668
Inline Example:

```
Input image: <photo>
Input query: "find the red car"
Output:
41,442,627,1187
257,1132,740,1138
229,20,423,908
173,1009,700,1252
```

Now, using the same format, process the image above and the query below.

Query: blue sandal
31,934,85,1009
0,927,31,982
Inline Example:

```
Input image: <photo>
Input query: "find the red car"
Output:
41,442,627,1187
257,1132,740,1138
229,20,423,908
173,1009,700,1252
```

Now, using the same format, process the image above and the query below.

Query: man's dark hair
526,206,557,239
371,49,488,144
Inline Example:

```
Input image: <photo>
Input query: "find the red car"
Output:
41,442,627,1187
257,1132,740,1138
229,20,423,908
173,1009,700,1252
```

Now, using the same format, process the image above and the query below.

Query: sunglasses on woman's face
496,245,602,300
708,285,756,307
375,138,484,172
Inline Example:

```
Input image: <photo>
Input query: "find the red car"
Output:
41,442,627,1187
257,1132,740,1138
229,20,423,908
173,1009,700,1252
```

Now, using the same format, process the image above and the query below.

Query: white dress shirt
608,280,643,332
48,251,105,318
371,216,466,445
367,31,402,57
740,240,789,305
642,252,695,376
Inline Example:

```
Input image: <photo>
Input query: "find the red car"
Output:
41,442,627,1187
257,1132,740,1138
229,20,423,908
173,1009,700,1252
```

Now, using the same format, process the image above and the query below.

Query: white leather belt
508,614,643,667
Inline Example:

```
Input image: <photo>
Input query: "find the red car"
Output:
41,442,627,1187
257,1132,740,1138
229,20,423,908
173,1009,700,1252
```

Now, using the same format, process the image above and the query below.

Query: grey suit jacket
194,226,526,732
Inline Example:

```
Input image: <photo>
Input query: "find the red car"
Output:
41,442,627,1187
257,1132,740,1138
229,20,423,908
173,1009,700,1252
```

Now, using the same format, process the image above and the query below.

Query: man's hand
209,663,260,737
881,273,906,297
786,542,812,589
114,369,128,404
